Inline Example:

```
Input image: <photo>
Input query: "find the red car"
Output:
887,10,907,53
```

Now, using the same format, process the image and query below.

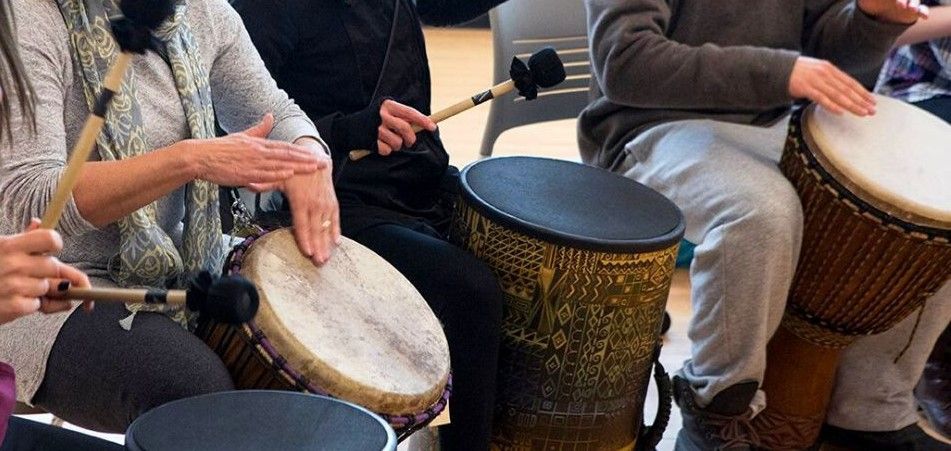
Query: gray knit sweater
0,0,320,402
579,0,909,170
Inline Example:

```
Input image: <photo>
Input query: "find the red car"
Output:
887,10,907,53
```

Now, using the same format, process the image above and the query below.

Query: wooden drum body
450,157,684,450
756,97,951,448
195,229,452,438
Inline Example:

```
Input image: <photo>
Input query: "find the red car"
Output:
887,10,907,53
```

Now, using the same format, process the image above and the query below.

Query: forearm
805,0,909,85
895,6,951,46
588,0,797,110
72,144,198,227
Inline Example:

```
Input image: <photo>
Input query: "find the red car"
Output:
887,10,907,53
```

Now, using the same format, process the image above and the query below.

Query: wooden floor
17,26,947,451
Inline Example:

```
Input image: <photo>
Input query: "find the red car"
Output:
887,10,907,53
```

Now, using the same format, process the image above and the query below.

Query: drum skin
196,229,451,434
451,157,684,451
754,103,951,449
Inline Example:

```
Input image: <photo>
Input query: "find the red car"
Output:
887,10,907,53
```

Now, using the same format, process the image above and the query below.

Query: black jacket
233,0,504,233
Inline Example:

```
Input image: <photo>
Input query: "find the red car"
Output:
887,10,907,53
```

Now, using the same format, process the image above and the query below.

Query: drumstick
348,47,566,161
40,0,176,230
50,272,260,324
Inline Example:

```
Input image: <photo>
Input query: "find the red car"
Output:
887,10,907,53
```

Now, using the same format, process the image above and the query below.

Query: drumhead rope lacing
778,109,951,347
214,229,452,437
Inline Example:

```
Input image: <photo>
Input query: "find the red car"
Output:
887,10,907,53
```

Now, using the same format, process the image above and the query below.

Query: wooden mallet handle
348,79,516,161
40,53,133,230
52,282,187,305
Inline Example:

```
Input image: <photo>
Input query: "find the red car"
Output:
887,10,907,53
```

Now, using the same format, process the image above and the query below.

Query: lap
33,303,234,433
621,118,800,241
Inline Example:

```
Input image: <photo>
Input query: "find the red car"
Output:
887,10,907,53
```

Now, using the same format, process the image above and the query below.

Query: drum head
804,95,951,228
458,157,684,252
240,230,450,415
125,391,396,451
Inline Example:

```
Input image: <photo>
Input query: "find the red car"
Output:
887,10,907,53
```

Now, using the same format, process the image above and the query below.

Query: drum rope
893,300,927,364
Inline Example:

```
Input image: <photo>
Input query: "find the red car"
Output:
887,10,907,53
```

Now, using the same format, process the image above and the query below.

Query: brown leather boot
916,325,951,439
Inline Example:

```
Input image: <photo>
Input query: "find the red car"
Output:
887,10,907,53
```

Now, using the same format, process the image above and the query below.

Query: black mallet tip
187,273,260,324
528,47,566,88
112,0,176,54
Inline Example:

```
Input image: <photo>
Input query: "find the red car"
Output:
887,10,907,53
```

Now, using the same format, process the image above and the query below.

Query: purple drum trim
224,230,452,435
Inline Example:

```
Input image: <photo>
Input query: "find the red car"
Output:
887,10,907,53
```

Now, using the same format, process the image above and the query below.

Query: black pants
351,223,504,451
914,95,951,123
0,417,121,451
32,303,235,433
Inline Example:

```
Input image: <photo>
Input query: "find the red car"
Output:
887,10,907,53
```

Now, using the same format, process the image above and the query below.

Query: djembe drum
451,157,683,450
126,391,397,450
754,96,951,448
195,229,451,439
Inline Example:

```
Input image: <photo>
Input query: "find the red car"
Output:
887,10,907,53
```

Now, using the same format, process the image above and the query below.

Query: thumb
241,113,275,138
26,218,41,232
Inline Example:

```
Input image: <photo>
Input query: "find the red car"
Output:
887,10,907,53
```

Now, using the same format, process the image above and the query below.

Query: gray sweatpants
618,117,951,431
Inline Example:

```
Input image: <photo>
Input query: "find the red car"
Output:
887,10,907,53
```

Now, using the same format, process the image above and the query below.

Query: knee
724,181,803,247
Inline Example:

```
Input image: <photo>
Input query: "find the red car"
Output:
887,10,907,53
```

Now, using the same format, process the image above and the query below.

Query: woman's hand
788,57,877,116
250,138,340,266
0,219,91,325
377,100,437,156
187,114,327,186
858,0,929,24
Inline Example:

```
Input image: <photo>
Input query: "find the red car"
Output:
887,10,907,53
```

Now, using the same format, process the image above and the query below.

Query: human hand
188,114,326,187
0,219,91,324
858,0,929,24
788,57,877,116
376,100,437,156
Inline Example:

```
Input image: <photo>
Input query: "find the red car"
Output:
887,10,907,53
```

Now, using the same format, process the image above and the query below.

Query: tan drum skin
200,229,451,417
806,94,951,228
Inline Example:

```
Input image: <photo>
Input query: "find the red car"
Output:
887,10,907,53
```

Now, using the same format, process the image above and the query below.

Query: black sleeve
314,98,385,163
230,0,301,76
416,0,507,26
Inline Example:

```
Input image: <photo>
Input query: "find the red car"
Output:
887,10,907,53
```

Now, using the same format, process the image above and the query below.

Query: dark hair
0,0,34,139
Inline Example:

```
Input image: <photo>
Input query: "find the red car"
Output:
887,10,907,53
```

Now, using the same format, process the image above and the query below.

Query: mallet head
112,0,177,53
510,47,567,100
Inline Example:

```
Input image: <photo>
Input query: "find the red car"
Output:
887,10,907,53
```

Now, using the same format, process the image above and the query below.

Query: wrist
171,140,204,181
295,136,332,158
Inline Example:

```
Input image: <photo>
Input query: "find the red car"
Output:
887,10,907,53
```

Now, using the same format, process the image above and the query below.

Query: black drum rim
125,390,397,451
458,156,685,253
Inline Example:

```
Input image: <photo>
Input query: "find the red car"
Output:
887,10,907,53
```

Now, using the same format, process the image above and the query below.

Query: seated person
876,2,951,439
0,222,122,451
580,0,951,448
231,0,507,448
0,0,335,433
0,22,117,447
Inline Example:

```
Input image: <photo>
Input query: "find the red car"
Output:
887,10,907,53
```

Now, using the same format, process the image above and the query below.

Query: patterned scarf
57,0,223,295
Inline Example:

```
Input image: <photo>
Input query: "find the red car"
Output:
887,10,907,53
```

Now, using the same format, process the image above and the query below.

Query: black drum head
459,157,684,252
125,391,396,451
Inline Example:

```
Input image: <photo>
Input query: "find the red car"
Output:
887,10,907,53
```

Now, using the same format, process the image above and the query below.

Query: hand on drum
261,137,340,266
858,0,929,24
0,219,91,325
191,114,327,187
377,99,437,156
788,57,877,116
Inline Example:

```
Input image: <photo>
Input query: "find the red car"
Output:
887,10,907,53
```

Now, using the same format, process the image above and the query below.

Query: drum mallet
40,0,176,229
348,47,567,161
50,272,260,324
